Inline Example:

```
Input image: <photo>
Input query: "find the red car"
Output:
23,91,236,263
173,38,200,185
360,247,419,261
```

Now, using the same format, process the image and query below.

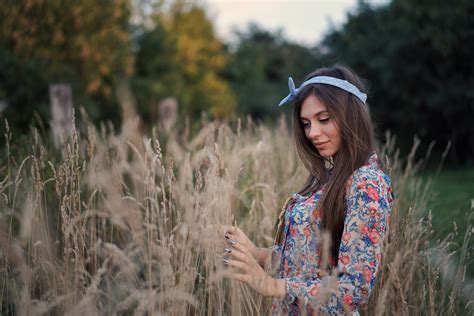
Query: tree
0,0,133,96
322,0,474,164
165,2,236,119
225,24,322,120
131,16,180,124
0,0,134,129
132,2,236,120
0,47,49,134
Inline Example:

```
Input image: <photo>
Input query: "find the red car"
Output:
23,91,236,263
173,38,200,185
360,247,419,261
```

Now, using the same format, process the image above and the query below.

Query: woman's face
299,94,341,157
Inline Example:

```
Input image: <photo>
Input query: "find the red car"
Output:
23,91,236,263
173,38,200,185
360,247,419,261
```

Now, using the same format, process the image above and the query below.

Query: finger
225,235,243,248
226,248,249,264
228,240,248,254
223,225,237,237
224,225,234,232
222,258,247,272
230,243,260,267
225,236,238,247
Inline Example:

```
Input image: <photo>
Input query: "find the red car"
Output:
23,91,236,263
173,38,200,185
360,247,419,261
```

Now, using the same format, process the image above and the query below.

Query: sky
203,0,388,46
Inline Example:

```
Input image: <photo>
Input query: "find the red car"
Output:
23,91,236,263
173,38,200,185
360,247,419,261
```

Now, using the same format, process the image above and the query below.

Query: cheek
327,124,341,142
300,125,310,139
304,128,311,139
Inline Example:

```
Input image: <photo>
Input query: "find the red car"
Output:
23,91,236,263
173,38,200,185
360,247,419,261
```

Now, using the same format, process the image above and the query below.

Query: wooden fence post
49,84,73,147
158,97,178,133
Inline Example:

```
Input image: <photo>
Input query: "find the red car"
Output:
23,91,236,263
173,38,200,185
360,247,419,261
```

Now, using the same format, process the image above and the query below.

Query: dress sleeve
282,170,394,314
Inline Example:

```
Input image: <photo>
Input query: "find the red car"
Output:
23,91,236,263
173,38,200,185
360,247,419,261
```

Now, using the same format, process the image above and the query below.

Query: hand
222,238,275,297
222,225,258,260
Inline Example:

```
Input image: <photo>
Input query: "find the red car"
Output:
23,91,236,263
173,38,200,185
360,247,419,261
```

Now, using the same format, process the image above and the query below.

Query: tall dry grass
0,112,472,315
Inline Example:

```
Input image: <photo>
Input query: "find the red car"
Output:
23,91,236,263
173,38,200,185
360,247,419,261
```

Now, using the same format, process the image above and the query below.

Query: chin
317,149,335,157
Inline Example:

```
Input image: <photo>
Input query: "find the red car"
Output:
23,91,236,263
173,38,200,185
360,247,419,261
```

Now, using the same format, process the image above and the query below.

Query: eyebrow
300,110,328,120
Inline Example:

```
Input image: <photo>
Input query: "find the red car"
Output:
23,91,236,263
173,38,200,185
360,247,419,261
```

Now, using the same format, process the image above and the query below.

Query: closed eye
319,118,330,124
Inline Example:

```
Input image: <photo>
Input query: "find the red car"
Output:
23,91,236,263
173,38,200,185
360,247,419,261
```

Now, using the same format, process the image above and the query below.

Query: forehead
300,94,327,118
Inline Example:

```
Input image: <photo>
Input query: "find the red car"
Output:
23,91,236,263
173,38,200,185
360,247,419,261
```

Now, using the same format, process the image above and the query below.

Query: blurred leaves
322,0,474,164
224,24,322,120
0,47,49,133
0,0,473,164
132,2,236,121
0,0,133,97
165,4,236,119
0,0,134,130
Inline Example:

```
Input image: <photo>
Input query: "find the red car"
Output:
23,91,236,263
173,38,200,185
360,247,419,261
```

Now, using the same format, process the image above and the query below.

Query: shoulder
345,154,394,205
351,162,391,189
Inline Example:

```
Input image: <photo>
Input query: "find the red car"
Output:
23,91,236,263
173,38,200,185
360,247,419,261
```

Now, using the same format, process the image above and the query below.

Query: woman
222,65,394,315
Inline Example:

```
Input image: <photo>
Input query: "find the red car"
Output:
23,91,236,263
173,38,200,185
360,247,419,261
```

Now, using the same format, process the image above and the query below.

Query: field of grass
421,168,474,278
422,168,474,238
0,115,472,315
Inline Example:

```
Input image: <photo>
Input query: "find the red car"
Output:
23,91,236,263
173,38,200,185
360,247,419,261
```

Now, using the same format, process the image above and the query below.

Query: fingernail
224,248,232,253
228,240,236,245
222,259,229,264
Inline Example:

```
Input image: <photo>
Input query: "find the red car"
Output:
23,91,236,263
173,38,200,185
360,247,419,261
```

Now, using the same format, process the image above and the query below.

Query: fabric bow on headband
278,76,367,106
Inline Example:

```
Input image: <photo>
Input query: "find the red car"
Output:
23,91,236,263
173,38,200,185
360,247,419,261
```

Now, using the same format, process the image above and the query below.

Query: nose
308,123,322,139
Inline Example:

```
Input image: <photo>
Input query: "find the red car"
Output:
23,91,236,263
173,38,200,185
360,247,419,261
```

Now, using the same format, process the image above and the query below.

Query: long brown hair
293,65,378,262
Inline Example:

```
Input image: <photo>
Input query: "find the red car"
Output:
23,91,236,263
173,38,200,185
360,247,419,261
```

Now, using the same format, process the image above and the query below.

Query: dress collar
292,151,380,202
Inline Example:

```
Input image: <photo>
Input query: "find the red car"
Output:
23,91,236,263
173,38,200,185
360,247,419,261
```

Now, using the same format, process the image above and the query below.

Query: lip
314,141,329,147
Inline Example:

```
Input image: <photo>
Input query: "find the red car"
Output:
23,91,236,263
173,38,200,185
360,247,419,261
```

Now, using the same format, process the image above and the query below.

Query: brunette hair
293,65,379,263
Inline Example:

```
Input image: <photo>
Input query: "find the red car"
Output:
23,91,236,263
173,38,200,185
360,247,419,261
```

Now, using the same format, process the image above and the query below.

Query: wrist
264,276,287,298
273,278,287,298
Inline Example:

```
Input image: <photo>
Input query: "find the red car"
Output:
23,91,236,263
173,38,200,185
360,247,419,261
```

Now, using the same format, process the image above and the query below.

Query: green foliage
224,24,323,120
0,0,133,96
422,168,474,248
165,3,236,118
131,19,180,124
322,0,474,164
1,0,473,167
0,46,49,135
0,0,133,132
132,4,236,120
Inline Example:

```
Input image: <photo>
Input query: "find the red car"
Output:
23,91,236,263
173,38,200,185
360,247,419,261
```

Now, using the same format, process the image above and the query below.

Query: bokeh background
1,0,472,241
1,0,473,162
0,0,473,314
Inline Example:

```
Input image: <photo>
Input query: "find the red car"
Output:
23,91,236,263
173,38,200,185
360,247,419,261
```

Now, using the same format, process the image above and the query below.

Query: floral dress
270,153,394,315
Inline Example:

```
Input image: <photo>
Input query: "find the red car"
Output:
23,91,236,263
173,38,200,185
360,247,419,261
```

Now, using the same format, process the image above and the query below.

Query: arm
280,171,393,313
